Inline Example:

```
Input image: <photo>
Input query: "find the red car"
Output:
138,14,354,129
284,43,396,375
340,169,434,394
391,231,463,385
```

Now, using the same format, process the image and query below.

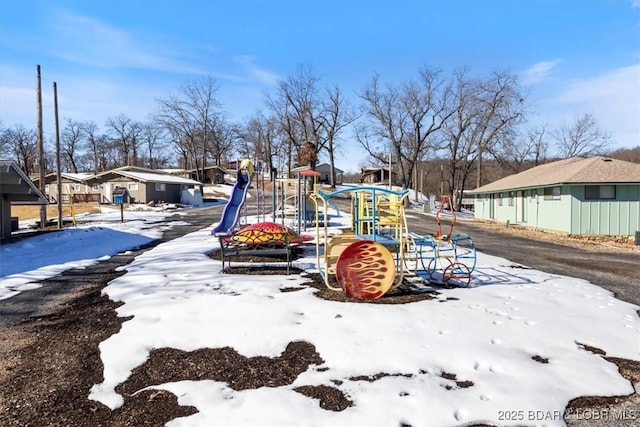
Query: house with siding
360,167,398,185
315,163,343,185
469,157,640,237
31,172,96,203
85,166,203,204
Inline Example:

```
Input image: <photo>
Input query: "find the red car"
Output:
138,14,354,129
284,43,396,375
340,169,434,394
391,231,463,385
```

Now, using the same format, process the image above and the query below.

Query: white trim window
155,183,166,192
127,182,139,191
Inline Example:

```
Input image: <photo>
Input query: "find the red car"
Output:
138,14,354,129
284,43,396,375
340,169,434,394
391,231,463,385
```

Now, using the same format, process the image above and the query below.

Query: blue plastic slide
211,172,251,236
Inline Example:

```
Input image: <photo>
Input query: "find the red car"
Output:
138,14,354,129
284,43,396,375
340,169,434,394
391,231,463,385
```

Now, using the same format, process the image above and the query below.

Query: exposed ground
466,218,638,255
12,202,102,219
1,204,639,426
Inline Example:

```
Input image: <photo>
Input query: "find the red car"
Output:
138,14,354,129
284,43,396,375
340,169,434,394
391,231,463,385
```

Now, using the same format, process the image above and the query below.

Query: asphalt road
1,202,638,328
405,210,640,308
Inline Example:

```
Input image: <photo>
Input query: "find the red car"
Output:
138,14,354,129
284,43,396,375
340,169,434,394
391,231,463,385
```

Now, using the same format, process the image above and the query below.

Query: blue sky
1,0,638,173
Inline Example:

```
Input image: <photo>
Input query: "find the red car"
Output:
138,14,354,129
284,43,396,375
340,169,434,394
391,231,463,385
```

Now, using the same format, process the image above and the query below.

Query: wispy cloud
558,63,640,104
233,55,282,85
0,63,160,133
521,60,563,85
48,12,282,87
49,11,208,75
0,9,284,130
556,63,640,147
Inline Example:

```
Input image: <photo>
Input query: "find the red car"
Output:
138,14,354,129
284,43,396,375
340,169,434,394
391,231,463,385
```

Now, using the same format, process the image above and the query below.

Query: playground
211,160,480,301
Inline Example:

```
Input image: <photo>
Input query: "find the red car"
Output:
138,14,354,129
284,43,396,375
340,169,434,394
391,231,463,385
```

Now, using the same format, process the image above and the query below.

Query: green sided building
469,157,640,238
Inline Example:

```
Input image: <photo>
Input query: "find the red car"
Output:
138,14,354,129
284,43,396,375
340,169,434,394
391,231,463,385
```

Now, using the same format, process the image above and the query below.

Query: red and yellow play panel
335,240,396,300
228,222,313,245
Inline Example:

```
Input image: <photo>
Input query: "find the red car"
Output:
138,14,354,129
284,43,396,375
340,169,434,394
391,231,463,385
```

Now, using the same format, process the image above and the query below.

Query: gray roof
470,157,640,194
0,160,48,205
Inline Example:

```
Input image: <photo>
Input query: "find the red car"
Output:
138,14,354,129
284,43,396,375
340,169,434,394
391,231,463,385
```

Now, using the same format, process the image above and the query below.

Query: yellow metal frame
310,186,412,292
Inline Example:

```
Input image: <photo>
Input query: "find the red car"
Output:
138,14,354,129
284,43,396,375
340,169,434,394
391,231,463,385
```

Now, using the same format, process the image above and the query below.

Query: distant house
85,166,203,204
361,167,398,185
469,157,640,237
290,165,311,177
289,164,343,185
188,165,227,184
315,163,343,185
224,159,266,175
31,172,96,203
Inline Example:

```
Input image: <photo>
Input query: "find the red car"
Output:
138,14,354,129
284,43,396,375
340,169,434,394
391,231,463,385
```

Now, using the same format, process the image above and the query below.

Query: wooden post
36,65,47,229
54,82,63,229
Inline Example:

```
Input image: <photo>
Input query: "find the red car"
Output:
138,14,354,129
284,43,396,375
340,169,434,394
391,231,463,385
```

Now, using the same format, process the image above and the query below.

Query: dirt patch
293,384,353,411
11,202,101,222
119,341,325,396
0,282,196,426
469,219,638,255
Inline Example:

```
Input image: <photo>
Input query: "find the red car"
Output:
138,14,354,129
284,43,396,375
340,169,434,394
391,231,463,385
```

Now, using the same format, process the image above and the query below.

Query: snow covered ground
1,188,638,426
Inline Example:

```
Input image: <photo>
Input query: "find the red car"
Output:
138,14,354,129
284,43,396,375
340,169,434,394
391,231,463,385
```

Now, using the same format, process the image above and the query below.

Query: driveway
405,211,640,308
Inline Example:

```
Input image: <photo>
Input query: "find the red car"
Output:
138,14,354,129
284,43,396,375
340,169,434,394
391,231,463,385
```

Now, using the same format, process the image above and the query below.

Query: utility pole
54,82,62,229
36,65,47,229
388,151,392,189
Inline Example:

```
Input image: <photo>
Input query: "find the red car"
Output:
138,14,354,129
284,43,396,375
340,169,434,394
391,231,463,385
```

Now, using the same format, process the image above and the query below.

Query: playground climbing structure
310,188,477,299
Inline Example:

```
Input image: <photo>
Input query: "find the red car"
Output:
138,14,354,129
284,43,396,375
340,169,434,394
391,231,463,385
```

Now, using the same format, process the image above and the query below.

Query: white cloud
49,11,208,75
558,64,640,103
233,55,282,85
0,10,281,132
552,64,640,148
0,64,160,134
521,60,563,85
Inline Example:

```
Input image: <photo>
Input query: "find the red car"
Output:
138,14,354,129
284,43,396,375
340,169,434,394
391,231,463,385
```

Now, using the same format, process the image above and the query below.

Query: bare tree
267,65,322,172
244,113,280,175
208,118,238,166
60,118,85,173
442,69,525,209
492,125,549,176
0,122,10,159
105,114,143,166
155,76,224,180
82,121,101,174
357,67,453,189
524,125,549,166
266,65,352,186
609,145,640,163
156,95,200,172
1,124,38,174
552,112,611,158
319,84,356,187
82,121,119,172
139,122,168,169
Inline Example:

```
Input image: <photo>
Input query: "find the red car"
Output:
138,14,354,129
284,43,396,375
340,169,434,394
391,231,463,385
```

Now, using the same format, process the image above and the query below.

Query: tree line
1,64,635,207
